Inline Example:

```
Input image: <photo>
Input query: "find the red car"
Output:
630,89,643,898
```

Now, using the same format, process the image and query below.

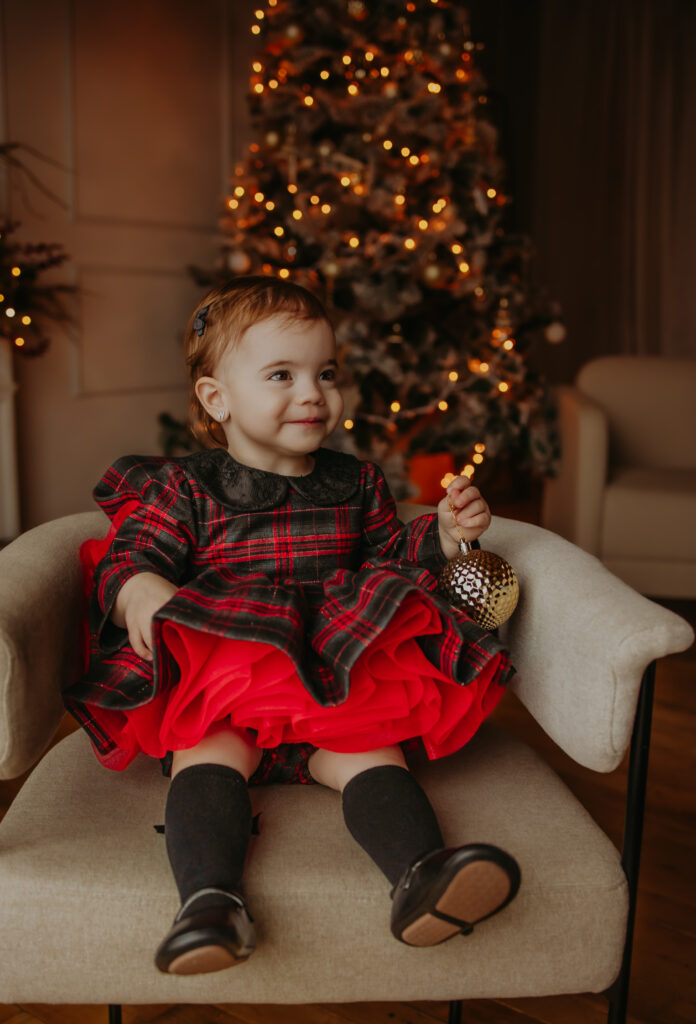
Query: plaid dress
64,447,513,783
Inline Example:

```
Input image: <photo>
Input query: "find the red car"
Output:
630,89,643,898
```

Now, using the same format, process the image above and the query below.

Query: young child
65,276,520,976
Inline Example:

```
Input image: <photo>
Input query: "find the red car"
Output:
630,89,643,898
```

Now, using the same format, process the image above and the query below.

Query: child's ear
195,376,226,421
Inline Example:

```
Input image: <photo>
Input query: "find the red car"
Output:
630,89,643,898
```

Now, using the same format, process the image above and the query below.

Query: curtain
531,0,696,380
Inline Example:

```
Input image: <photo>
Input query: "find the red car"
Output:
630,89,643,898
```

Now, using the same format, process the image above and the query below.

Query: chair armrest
541,385,609,553
488,516,694,772
0,512,107,779
4,508,692,780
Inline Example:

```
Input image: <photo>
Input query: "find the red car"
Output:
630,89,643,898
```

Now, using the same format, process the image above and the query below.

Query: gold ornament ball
323,260,340,277
266,131,280,147
438,544,519,630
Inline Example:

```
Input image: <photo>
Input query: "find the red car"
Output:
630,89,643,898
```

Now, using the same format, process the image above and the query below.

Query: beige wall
1,0,255,529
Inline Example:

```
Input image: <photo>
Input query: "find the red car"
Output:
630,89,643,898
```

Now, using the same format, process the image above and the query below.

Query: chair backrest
576,355,696,471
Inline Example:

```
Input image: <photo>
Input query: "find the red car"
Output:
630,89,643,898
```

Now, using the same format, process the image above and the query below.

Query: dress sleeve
90,456,196,649
358,461,449,580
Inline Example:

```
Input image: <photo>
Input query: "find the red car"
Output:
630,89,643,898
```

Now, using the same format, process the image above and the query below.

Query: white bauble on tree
227,248,252,274
545,321,567,344
423,262,443,285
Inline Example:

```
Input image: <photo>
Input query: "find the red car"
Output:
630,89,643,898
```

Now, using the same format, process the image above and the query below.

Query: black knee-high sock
164,763,252,915
341,765,444,887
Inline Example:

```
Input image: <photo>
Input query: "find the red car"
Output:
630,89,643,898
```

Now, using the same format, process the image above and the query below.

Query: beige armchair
542,355,696,597
0,507,692,1024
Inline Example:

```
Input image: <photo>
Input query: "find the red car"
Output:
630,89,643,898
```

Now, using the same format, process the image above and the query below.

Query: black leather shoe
390,843,520,946
155,890,256,974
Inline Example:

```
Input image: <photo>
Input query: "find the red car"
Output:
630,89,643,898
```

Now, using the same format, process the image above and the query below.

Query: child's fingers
455,500,489,525
455,508,489,529
447,481,483,512
128,622,153,662
446,475,472,499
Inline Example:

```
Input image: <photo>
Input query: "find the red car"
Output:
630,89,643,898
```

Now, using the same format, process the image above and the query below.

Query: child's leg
155,723,262,975
309,746,520,947
170,721,263,778
309,746,444,884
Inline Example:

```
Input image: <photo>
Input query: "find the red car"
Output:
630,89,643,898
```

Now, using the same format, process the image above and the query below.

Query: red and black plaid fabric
156,743,319,786
64,447,513,770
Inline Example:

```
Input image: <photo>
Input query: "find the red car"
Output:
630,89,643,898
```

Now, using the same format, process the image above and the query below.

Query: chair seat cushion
602,467,696,561
0,726,627,1005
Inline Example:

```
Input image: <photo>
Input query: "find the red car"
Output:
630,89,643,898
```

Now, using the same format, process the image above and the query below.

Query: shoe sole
166,943,251,975
400,858,514,947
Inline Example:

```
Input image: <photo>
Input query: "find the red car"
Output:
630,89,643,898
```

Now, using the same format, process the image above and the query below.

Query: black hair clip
194,304,210,337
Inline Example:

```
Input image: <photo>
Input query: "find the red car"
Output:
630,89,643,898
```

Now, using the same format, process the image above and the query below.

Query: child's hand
437,476,492,560
112,572,178,661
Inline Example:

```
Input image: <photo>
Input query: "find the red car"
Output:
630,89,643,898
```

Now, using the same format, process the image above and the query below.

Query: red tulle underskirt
79,511,505,771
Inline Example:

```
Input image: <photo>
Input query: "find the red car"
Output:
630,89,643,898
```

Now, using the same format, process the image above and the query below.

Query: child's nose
298,378,324,402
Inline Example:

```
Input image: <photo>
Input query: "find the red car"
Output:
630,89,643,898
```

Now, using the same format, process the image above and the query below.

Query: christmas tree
193,0,564,500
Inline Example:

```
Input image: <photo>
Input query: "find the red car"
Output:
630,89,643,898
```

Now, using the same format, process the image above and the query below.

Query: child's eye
320,368,337,381
269,370,291,381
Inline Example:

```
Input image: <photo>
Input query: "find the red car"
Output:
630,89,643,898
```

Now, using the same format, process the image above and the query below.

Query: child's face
197,313,344,475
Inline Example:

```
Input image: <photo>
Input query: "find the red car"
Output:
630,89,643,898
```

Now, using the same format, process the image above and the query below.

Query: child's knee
308,744,407,791
171,723,262,780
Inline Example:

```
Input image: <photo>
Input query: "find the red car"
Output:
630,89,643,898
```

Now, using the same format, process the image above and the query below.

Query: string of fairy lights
0,230,35,351
0,224,71,357
222,0,563,484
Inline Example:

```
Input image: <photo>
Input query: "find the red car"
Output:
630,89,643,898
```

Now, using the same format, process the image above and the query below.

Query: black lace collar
182,446,361,512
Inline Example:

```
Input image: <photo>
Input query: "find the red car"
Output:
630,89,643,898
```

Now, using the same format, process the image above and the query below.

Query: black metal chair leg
448,999,463,1024
108,1006,122,1024
605,661,656,1024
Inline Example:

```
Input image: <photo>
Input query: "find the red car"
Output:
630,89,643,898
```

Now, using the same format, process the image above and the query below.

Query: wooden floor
1,600,694,1024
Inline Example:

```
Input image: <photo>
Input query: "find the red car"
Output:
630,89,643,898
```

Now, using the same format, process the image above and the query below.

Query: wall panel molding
1,0,245,525
75,266,195,396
